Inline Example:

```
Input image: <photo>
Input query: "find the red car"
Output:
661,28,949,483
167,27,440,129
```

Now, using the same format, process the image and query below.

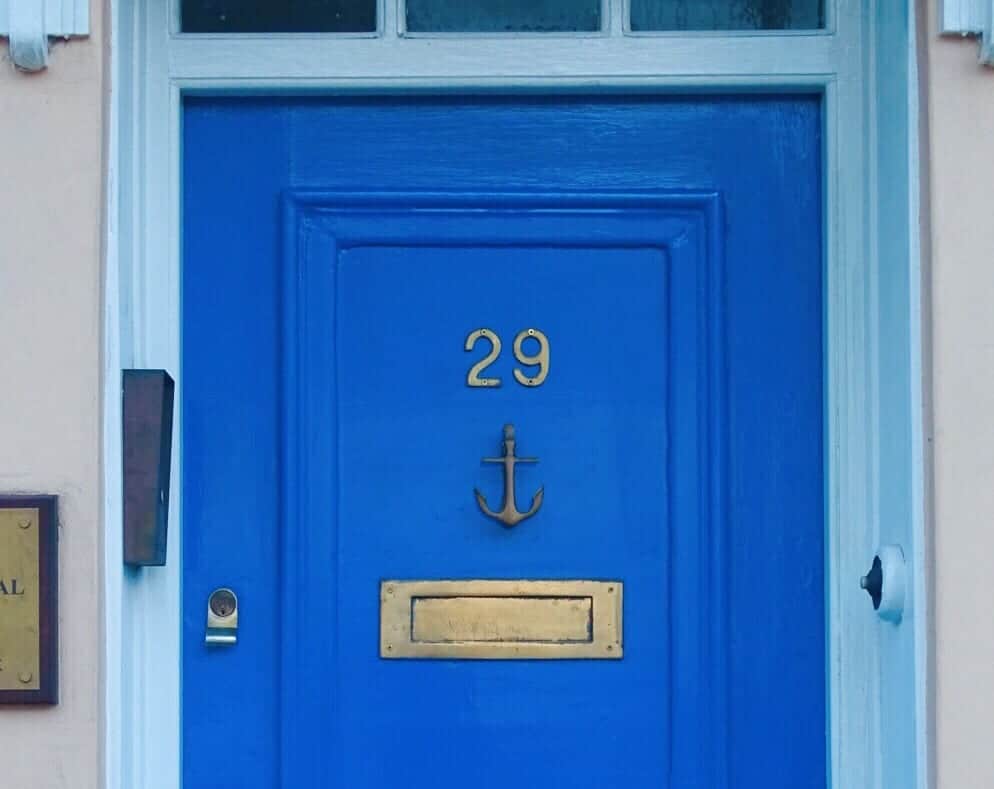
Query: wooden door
182,95,824,787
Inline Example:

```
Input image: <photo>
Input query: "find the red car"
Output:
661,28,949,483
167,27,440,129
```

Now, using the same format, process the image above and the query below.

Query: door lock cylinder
205,587,238,646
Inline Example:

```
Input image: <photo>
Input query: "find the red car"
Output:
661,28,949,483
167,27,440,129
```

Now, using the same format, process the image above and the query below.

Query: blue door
183,96,824,788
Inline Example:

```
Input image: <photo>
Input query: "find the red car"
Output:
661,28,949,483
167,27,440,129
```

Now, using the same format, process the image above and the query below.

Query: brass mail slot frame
380,579,622,659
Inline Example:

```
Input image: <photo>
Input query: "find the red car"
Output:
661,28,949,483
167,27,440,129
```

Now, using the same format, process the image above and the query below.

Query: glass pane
182,0,375,33
630,0,824,31
406,0,601,33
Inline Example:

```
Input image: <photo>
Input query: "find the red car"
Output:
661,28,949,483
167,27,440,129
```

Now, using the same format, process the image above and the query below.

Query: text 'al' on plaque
0,496,58,705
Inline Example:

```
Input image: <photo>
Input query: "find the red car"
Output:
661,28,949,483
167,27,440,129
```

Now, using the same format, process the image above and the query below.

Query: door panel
183,96,824,788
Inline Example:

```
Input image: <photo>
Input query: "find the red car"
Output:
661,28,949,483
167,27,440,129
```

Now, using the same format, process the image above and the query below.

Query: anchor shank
503,455,518,516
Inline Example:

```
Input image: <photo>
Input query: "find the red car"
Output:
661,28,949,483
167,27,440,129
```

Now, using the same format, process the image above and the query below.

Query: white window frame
104,2,930,787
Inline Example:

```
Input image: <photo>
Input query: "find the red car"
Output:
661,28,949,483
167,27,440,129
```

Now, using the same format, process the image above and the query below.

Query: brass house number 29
465,328,550,387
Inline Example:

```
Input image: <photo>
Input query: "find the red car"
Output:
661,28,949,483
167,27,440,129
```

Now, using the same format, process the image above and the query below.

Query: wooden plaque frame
0,495,58,704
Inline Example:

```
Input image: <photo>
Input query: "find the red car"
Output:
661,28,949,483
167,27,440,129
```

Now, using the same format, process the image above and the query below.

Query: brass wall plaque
0,497,58,704
381,580,622,659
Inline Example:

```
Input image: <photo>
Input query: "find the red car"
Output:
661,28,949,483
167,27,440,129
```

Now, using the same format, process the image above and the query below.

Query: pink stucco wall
0,2,105,787
924,4,994,788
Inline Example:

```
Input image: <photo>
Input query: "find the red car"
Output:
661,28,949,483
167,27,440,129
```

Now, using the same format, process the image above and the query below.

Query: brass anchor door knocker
475,424,544,528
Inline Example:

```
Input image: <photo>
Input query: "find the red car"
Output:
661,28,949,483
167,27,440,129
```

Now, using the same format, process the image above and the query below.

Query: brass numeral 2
465,328,550,388
464,329,502,387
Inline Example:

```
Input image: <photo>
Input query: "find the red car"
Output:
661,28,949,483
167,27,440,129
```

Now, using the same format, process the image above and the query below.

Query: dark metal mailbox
123,370,174,566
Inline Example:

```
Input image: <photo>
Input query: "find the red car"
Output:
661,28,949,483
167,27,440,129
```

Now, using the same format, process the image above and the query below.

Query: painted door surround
105,2,928,788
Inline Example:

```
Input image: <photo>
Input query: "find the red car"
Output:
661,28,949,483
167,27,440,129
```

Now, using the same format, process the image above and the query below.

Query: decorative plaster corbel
941,0,994,66
9,0,48,71
2,0,90,72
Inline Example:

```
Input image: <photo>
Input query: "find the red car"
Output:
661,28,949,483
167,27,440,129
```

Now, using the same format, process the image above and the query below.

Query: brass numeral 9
512,329,550,387
465,328,550,388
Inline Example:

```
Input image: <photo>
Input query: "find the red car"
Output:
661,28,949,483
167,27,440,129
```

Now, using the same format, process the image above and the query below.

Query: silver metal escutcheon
205,587,238,645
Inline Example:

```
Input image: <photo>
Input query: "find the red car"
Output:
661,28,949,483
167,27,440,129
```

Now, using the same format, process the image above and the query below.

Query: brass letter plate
0,497,58,704
380,580,622,659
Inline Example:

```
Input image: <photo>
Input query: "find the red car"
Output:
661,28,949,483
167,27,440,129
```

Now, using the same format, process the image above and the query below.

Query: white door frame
103,2,930,787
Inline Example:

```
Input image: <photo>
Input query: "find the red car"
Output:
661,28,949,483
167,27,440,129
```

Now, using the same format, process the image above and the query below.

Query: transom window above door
180,0,826,34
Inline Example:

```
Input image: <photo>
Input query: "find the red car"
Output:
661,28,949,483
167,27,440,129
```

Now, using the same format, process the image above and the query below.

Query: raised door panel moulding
941,0,994,65
1,0,89,71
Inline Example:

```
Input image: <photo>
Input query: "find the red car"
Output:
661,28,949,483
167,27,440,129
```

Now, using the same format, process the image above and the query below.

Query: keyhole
209,589,236,618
